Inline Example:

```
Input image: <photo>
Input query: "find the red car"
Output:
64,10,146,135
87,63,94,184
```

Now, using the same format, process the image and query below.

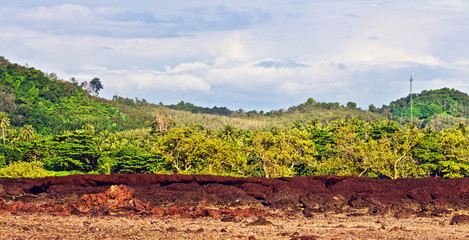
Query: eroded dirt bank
1,174,469,217
2,174,469,239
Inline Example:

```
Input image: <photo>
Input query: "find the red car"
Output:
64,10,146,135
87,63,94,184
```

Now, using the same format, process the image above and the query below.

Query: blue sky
2,1,469,111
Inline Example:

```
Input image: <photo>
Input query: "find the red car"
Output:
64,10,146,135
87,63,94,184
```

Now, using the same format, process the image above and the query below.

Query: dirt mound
1,174,469,217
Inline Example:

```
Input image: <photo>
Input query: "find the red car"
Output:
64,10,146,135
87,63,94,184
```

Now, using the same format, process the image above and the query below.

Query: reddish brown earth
1,174,469,239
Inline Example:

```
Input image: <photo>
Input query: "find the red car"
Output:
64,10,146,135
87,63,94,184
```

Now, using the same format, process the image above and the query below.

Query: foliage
0,111,10,145
166,101,233,116
381,88,469,129
40,131,101,172
153,126,246,176
0,161,53,178
436,124,469,178
245,128,316,178
111,146,162,174
0,145,21,167
89,77,103,95
3,57,469,179
0,57,149,134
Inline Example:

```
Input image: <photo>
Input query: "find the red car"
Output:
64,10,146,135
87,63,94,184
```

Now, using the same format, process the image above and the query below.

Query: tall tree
0,112,10,145
89,77,103,95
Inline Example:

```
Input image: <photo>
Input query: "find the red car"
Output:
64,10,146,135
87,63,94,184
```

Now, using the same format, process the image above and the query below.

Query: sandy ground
0,212,468,240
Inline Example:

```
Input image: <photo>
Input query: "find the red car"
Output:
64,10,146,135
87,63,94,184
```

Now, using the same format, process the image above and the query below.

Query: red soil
1,174,469,217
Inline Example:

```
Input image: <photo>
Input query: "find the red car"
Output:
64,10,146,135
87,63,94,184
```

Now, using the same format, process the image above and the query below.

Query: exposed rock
0,198,7,210
1,174,469,217
247,216,273,226
394,209,413,219
71,184,151,215
431,208,451,217
450,214,469,225
220,214,239,222
290,236,318,240
8,201,37,213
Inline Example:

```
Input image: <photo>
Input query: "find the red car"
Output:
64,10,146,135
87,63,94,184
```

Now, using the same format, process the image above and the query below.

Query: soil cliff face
1,174,469,216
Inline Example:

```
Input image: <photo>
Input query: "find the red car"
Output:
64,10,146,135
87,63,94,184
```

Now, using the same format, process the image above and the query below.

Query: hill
3,56,469,133
0,56,384,133
378,88,469,130
148,98,383,131
0,57,153,134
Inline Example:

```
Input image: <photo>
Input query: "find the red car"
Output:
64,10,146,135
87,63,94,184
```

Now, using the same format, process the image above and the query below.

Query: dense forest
1,56,469,179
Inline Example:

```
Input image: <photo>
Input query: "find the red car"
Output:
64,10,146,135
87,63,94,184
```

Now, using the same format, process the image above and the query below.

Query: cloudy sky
2,0,469,111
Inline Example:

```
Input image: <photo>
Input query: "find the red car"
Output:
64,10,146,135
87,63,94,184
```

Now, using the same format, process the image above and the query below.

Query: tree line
1,113,469,179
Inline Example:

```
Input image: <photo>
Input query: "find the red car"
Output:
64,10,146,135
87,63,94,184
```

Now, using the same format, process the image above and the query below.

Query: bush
0,161,53,178
0,145,21,167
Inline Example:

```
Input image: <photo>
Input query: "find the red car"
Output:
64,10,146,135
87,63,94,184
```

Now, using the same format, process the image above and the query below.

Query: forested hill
0,56,384,134
0,57,152,134
372,88,469,129
388,88,469,118
2,56,469,134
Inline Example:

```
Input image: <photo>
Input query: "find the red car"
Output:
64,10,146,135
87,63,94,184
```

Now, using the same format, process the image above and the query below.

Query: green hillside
378,88,469,130
0,56,384,135
0,57,152,135
2,56,469,134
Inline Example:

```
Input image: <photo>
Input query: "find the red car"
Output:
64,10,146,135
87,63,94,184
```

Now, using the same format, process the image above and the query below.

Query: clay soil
1,174,469,239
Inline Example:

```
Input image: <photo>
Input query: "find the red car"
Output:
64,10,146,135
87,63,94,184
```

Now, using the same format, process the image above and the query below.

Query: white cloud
428,0,469,11
132,72,211,93
75,63,212,94
165,61,210,74
2,0,469,110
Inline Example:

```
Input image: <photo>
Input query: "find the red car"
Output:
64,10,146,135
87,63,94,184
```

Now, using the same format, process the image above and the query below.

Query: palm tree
0,112,10,145
21,124,35,142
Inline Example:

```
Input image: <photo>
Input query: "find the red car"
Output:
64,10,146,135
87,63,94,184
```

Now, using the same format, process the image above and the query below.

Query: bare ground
1,211,469,239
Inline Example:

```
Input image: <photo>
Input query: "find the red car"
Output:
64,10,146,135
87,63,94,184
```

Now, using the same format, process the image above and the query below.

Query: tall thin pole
410,72,413,125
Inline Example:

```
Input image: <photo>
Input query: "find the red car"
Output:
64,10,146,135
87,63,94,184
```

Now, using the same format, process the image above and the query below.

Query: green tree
41,131,101,172
20,124,35,142
89,77,103,95
411,129,445,176
363,126,422,179
346,101,358,110
0,145,21,167
319,120,421,179
437,124,469,178
246,129,316,178
317,121,369,176
154,126,247,176
153,126,206,173
111,145,162,173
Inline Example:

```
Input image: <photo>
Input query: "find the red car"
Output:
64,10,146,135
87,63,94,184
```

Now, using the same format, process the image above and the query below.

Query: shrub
0,161,53,178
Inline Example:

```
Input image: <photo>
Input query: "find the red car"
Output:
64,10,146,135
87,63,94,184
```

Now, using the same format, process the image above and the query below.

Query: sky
2,0,469,111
